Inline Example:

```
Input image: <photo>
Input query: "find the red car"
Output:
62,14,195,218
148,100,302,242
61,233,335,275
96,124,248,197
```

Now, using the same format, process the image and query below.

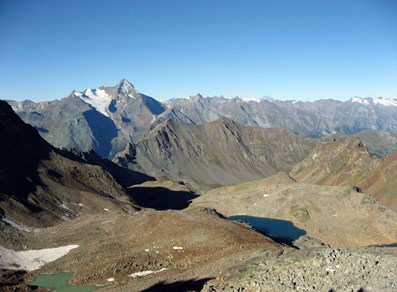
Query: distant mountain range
166,94,397,136
6,80,397,160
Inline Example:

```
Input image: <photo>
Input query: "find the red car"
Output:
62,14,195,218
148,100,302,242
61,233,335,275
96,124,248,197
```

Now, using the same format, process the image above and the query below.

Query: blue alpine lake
229,215,306,244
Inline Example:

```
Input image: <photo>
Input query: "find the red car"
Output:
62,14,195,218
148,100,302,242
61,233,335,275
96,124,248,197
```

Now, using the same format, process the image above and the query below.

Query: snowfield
0,245,79,271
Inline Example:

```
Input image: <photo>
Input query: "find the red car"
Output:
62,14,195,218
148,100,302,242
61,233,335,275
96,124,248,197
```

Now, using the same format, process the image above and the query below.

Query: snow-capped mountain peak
242,96,274,103
350,96,397,107
117,79,135,96
351,97,370,105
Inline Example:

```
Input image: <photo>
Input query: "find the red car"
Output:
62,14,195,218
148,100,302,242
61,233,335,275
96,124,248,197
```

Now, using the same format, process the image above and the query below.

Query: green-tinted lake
31,272,97,292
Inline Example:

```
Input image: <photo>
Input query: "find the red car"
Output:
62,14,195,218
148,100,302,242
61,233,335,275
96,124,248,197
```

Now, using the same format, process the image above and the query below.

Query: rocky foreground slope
1,208,285,291
203,246,397,291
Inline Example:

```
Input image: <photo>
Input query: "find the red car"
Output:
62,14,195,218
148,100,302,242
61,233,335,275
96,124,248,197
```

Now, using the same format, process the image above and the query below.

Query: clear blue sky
0,0,396,101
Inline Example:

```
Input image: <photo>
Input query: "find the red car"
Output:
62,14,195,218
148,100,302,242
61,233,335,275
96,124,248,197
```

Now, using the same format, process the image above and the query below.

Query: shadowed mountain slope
114,118,317,191
0,100,138,228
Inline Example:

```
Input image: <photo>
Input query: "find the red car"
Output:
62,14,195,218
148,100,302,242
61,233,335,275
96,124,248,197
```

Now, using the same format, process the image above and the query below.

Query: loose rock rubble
203,247,397,291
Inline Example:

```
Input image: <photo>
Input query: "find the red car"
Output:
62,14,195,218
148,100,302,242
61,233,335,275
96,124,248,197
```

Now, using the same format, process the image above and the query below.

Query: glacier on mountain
78,88,112,117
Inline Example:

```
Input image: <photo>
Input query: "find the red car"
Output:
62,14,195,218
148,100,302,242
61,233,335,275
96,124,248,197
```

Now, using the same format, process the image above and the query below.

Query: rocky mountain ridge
291,137,397,211
114,117,317,191
6,80,397,159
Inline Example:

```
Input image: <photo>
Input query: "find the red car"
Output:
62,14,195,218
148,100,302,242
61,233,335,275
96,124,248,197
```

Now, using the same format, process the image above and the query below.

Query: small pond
229,215,306,244
31,272,97,292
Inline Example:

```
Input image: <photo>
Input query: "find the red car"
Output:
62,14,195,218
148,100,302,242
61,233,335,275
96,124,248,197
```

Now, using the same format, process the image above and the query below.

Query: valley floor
1,179,397,291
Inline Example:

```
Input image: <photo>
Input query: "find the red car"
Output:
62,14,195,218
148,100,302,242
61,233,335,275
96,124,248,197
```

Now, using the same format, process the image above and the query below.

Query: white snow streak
1,217,33,232
129,268,167,278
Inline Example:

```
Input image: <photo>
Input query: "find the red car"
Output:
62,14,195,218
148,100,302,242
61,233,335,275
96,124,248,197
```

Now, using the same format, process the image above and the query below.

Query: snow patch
0,245,79,271
351,97,370,105
104,208,109,212
373,98,397,107
242,97,261,103
78,88,112,117
107,277,115,282
129,268,167,278
173,246,183,250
